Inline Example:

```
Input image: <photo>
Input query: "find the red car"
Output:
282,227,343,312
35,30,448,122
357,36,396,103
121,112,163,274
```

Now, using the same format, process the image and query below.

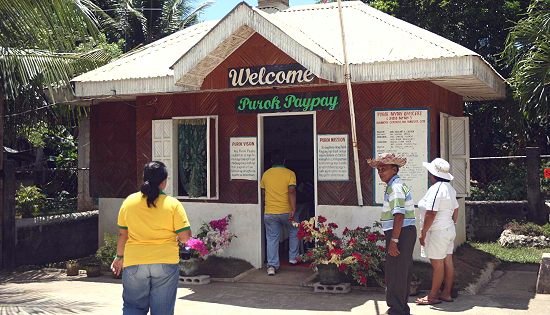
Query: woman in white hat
416,158,458,305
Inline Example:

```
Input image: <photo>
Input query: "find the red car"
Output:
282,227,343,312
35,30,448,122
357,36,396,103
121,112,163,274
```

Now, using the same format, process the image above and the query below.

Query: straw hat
367,153,407,168
422,158,454,180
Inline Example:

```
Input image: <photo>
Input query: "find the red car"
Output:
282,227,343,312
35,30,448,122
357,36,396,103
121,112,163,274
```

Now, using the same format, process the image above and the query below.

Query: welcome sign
228,64,316,88
236,91,340,113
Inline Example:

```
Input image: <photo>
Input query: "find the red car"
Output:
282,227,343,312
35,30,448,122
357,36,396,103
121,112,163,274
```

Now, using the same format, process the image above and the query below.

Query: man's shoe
267,266,276,276
289,259,298,265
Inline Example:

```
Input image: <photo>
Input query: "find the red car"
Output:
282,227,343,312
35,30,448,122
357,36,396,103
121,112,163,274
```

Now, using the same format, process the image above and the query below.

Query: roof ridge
261,7,341,64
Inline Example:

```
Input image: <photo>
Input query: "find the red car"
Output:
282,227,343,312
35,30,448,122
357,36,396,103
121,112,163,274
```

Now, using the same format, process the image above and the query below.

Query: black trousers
384,225,417,315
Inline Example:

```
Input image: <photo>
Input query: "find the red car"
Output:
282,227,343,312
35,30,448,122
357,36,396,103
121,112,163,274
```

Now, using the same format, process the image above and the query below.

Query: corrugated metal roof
73,1,505,100
273,2,476,64
73,21,217,83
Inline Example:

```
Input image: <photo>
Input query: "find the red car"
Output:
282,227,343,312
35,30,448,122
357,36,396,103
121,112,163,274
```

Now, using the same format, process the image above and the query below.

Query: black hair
140,161,168,208
433,175,450,182
271,150,285,165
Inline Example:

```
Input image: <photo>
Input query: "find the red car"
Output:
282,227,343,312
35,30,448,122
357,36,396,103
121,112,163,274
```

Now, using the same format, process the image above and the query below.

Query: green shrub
15,185,46,218
541,223,550,238
504,220,548,237
96,233,118,269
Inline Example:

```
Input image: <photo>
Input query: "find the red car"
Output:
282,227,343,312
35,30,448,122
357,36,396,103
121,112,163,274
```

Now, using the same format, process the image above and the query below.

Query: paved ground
1,264,549,315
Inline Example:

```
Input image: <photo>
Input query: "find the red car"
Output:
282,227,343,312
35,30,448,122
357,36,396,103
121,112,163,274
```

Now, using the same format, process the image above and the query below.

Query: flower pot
85,264,101,277
66,262,79,276
179,258,202,276
317,263,343,285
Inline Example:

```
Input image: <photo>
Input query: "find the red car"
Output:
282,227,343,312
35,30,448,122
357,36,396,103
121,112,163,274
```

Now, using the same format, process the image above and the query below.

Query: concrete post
526,147,544,224
1,159,16,269
78,115,94,211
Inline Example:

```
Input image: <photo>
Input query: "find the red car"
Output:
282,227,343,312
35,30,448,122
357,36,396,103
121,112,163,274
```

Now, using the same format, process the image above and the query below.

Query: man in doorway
367,153,417,315
261,150,299,276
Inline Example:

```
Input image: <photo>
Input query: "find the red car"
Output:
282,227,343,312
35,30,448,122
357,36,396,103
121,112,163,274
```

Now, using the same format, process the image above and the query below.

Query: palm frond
0,48,111,100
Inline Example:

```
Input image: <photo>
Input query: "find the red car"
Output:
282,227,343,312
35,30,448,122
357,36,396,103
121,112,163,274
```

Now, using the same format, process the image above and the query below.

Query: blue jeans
122,263,179,315
264,213,299,269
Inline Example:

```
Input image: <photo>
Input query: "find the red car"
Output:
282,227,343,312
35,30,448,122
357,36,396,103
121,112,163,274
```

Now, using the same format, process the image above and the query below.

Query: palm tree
503,0,550,147
0,0,117,178
94,0,212,52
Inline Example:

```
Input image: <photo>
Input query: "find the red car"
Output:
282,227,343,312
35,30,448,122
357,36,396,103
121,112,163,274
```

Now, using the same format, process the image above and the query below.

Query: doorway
260,113,316,266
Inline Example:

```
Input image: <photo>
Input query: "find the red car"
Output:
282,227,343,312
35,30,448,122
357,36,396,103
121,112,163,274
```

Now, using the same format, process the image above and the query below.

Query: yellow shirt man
261,165,297,214
117,192,190,267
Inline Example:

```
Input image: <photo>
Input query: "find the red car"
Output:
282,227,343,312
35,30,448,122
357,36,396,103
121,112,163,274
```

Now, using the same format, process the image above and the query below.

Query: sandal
415,296,442,305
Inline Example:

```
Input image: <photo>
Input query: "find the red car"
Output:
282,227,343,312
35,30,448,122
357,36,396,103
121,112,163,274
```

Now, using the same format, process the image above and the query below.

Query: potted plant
82,257,102,277
179,215,237,277
297,216,386,286
65,260,80,276
95,233,120,278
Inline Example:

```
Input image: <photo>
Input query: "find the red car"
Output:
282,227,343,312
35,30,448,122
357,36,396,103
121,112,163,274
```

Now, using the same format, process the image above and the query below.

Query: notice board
373,109,429,204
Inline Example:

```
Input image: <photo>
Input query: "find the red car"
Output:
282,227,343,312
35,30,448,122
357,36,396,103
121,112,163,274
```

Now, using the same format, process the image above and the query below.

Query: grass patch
470,242,549,264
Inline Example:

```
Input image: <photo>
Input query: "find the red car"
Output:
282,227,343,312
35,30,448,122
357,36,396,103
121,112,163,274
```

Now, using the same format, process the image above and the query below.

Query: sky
200,0,319,21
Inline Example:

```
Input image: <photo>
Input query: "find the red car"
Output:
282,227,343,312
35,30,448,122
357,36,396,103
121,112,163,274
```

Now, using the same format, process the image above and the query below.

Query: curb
460,260,500,295
210,267,257,283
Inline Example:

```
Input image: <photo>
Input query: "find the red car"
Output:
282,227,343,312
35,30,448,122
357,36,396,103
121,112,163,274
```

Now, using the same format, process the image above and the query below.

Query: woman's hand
419,231,426,246
111,257,124,276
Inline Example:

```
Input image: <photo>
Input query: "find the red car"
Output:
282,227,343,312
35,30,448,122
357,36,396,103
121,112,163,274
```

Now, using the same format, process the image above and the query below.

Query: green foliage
504,220,550,238
469,162,527,200
503,0,550,143
43,125,78,170
44,191,77,215
96,233,118,269
15,185,47,218
471,241,549,264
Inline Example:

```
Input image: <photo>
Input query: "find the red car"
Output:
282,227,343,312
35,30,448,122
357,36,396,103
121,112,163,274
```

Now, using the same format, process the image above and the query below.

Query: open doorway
261,113,315,266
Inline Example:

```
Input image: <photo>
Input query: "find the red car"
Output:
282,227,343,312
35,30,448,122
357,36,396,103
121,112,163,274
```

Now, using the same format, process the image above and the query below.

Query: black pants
384,225,417,315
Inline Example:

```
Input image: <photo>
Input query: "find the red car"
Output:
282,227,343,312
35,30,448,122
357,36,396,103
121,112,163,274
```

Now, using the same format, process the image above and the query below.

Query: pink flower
186,238,209,257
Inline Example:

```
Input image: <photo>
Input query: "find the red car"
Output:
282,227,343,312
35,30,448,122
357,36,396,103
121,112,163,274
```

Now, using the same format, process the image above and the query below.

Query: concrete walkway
1,265,549,314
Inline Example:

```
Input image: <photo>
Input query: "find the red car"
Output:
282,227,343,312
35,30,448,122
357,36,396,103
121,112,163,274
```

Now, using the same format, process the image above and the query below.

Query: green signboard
235,91,340,113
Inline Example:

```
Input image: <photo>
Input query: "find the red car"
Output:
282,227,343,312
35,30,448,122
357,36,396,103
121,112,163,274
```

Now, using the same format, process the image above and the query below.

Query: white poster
374,109,429,204
317,134,349,181
230,137,257,180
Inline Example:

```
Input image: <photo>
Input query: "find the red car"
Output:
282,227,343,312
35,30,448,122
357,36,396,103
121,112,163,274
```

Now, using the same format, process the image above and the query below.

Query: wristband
115,255,124,259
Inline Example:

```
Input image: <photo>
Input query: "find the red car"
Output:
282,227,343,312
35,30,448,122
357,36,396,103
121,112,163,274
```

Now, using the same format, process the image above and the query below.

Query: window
152,116,218,199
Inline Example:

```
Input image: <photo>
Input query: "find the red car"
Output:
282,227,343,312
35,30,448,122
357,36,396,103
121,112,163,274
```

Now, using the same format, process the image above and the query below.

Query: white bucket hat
422,158,454,180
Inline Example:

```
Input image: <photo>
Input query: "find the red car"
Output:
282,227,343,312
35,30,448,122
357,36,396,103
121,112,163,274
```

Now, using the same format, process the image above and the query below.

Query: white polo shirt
417,182,458,231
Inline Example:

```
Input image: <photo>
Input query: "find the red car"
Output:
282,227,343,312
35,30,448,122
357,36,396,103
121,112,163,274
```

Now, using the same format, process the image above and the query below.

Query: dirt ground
412,243,499,292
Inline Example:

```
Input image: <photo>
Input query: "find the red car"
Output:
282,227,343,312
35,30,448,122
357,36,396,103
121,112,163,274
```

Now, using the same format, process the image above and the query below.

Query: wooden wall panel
90,102,137,197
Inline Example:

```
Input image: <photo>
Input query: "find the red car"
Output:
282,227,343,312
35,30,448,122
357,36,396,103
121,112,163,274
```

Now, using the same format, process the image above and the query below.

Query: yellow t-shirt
117,192,190,267
260,166,296,214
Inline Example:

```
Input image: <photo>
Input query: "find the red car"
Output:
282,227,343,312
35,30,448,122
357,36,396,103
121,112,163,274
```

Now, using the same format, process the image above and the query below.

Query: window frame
172,115,219,200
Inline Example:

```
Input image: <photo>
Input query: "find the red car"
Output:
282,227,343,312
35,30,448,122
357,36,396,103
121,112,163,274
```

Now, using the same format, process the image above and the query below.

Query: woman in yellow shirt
111,161,192,315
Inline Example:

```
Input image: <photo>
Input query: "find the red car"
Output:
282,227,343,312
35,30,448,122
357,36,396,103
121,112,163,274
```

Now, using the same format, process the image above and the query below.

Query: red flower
368,233,378,242
378,245,386,252
329,248,344,256
328,222,338,229
348,238,357,246
338,264,347,272
352,252,362,261
343,227,349,234
318,216,327,223
306,251,313,257
359,275,367,285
